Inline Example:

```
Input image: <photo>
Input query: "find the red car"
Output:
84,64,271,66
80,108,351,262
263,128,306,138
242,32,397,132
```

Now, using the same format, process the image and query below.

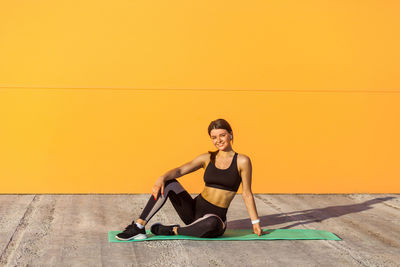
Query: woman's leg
117,179,195,240
138,179,196,225
176,213,226,238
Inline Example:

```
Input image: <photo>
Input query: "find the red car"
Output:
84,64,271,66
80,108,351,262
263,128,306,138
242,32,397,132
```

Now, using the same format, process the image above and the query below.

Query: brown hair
207,118,234,164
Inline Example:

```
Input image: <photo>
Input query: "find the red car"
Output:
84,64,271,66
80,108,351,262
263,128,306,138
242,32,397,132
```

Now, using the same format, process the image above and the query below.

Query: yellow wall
1,0,399,193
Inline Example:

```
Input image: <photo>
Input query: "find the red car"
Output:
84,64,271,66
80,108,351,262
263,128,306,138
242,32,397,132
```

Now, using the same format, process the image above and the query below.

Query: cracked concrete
0,194,399,266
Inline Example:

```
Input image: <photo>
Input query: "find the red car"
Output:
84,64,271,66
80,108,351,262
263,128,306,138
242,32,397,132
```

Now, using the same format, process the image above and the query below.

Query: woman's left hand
252,223,263,236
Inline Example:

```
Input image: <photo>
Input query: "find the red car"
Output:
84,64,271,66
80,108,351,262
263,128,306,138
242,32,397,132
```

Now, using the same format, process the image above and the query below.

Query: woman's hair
207,118,234,164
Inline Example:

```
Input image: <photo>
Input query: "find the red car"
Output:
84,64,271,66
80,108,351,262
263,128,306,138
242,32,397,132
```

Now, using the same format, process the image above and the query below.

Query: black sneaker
150,222,180,236
115,222,147,241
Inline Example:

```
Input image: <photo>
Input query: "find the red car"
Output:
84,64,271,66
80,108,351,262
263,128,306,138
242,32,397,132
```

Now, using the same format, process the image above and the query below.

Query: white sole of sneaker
115,233,147,241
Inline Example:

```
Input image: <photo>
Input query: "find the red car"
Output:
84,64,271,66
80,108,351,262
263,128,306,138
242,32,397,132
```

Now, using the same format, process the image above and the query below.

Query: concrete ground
0,194,399,267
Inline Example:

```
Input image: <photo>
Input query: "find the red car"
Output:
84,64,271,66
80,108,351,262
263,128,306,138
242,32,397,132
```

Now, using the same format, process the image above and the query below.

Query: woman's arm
161,153,208,182
152,153,208,199
240,155,263,236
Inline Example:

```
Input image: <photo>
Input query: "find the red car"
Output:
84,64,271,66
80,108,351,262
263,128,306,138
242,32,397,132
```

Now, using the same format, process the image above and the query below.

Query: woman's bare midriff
201,185,236,208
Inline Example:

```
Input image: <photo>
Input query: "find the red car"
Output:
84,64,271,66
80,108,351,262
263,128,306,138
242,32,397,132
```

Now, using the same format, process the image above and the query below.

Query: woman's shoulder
237,152,251,161
192,153,211,163
194,152,212,169
237,153,251,167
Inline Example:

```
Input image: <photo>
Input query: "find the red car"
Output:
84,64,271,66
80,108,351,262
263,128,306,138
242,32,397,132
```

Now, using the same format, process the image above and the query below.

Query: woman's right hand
152,177,165,200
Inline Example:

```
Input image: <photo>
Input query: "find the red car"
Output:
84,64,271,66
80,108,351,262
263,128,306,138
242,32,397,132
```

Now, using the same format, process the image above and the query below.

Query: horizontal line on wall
1,193,398,195
1,86,400,93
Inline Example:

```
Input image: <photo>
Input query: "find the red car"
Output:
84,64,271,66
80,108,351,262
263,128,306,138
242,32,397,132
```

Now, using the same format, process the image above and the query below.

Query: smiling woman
115,118,263,241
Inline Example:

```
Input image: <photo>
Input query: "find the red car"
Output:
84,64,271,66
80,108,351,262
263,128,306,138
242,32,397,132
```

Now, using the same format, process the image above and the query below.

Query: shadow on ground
227,197,396,229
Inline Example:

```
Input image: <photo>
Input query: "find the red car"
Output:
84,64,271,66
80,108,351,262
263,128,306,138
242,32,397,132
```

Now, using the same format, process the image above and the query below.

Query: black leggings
139,179,227,238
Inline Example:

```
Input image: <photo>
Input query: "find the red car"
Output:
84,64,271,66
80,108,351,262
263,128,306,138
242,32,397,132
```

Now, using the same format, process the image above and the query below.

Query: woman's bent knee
203,214,225,229
201,215,224,237
164,179,186,195
204,216,219,228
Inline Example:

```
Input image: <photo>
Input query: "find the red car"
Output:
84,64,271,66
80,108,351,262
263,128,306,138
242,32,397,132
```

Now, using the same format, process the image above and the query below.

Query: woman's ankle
173,226,179,235
136,218,146,227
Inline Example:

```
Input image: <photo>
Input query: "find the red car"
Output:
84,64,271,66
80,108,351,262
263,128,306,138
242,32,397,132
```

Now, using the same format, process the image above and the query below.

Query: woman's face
210,129,232,150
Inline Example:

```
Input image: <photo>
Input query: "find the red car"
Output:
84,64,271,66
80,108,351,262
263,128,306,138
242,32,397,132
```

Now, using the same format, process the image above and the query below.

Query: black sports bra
203,152,242,192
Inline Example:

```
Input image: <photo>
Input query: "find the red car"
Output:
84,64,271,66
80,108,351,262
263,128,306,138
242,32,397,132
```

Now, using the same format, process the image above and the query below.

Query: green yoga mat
109,229,341,242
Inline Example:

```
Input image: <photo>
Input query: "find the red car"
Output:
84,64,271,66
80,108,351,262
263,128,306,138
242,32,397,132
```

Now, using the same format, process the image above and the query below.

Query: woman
116,118,263,240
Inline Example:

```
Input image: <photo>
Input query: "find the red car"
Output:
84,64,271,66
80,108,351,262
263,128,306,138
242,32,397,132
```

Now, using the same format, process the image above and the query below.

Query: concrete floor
0,194,399,267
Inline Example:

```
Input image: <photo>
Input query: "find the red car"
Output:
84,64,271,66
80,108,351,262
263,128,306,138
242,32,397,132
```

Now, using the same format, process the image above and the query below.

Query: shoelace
123,223,136,232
